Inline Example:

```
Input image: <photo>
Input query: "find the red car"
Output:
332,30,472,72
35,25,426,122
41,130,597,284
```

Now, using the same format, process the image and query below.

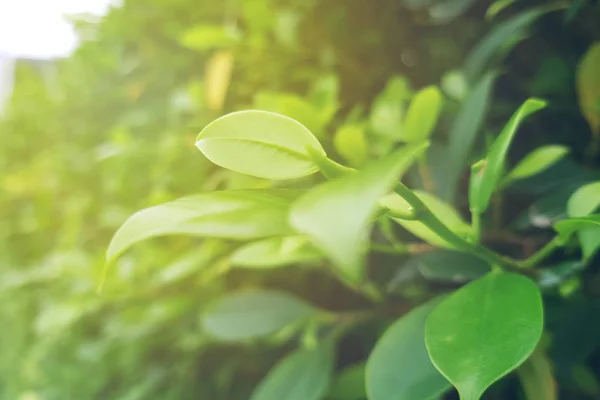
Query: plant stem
520,236,565,269
471,211,481,244
393,182,517,271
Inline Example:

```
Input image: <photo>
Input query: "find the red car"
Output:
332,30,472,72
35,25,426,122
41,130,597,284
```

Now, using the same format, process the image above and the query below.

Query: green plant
107,92,599,399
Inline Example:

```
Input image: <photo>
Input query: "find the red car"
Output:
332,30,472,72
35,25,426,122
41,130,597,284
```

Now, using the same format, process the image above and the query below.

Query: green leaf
468,98,547,213
568,182,600,217
366,298,451,400
328,363,367,400
400,86,443,143
554,215,600,240
251,340,335,400
429,0,477,21
382,190,472,248
229,236,322,269
201,290,317,342
485,0,518,20
106,189,300,265
442,72,496,202
425,272,544,400
577,42,600,135
334,124,369,167
415,250,491,283
253,92,325,137
180,24,239,51
567,182,600,260
196,110,326,180
441,70,468,101
463,7,551,82
503,145,569,185
289,144,427,283
369,76,411,138
516,350,557,400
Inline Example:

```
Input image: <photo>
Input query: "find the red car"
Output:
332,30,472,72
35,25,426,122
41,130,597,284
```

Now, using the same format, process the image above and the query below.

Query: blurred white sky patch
0,0,115,58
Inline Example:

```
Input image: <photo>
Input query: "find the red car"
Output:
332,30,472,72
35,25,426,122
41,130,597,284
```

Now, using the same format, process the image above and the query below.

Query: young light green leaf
179,24,239,51
400,86,443,143
381,190,472,248
576,42,600,135
201,290,317,342
328,363,367,400
503,145,569,185
366,298,451,400
229,236,322,269
516,350,557,400
442,72,496,202
290,143,427,283
251,340,335,400
554,215,600,240
107,189,300,265
425,272,544,400
463,7,551,82
567,182,600,260
196,110,326,180
334,124,369,167
369,76,411,138
468,98,547,213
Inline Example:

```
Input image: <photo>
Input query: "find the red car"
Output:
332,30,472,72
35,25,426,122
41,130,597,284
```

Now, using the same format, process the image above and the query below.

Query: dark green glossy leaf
425,272,543,400
229,236,322,268
468,99,546,213
196,110,326,180
290,143,427,283
202,290,317,342
251,340,335,400
366,298,451,400
106,189,300,265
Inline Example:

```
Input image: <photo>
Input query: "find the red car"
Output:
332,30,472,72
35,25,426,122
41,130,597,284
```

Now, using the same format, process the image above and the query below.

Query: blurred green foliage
0,0,599,399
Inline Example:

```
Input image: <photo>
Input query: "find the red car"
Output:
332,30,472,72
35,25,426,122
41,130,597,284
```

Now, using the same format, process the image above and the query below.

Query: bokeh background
1,0,599,399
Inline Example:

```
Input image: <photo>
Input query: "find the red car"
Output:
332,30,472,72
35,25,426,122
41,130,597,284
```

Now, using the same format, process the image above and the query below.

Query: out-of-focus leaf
382,190,472,248
366,298,451,400
201,290,317,342
204,50,234,111
290,144,427,283
196,110,325,180
309,73,340,127
429,0,478,22
334,124,369,167
180,24,239,51
442,72,496,202
229,236,322,268
485,0,517,20
328,363,367,400
517,350,557,400
503,145,569,185
251,340,335,400
253,92,326,137
369,76,411,138
554,215,600,241
441,70,468,101
415,250,491,283
106,189,301,265
576,42,600,135
404,0,438,10
469,98,546,213
400,86,443,143
567,182,600,260
463,7,551,82
425,272,543,400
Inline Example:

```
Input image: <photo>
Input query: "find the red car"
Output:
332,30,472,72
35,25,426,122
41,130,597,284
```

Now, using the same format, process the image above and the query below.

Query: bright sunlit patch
0,0,114,58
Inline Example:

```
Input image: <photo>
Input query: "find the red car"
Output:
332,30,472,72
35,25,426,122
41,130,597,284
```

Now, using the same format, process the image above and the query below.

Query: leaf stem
520,236,565,269
393,182,523,273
